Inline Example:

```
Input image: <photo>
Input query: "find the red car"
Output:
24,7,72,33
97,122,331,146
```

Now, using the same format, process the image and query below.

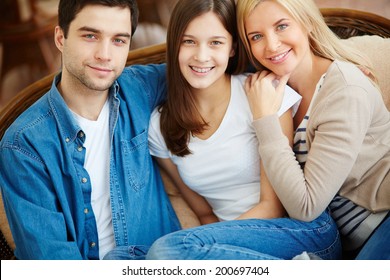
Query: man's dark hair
58,0,139,38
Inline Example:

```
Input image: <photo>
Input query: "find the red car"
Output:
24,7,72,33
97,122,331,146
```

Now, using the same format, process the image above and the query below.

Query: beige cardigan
253,60,390,221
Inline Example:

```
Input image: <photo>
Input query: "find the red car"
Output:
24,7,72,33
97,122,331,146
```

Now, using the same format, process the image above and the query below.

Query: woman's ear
230,43,237,57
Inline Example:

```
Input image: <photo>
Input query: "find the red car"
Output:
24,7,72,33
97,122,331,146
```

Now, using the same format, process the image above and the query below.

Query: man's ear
54,26,65,52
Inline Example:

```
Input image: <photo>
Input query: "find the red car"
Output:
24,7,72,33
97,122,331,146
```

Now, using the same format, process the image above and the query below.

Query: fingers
275,74,290,92
245,71,262,93
244,70,291,119
260,71,279,88
258,70,270,80
357,65,371,77
245,74,252,93
245,70,282,94
278,74,290,86
250,71,262,87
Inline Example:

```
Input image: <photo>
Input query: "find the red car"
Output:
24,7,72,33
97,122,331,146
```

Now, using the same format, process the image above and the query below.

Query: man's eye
114,38,126,44
85,34,96,39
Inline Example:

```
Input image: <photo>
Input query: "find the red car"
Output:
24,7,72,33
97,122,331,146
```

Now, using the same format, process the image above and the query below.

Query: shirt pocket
121,129,151,191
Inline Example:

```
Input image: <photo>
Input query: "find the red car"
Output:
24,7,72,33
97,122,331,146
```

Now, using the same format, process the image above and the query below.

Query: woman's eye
211,41,222,46
277,24,288,31
182,39,195,45
251,34,262,41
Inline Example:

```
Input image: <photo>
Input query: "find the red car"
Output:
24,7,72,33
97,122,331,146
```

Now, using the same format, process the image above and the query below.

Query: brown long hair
161,0,247,157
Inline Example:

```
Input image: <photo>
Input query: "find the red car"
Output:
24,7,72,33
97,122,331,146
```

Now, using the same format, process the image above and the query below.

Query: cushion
342,35,390,110
0,192,14,250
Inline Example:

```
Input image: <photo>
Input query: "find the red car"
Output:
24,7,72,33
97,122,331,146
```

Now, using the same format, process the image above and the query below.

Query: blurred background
0,0,389,110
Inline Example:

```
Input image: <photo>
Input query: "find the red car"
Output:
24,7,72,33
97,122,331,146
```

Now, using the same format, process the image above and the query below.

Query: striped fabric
329,195,371,248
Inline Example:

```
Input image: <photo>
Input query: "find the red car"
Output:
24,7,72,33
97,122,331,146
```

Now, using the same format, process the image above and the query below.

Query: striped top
293,74,380,250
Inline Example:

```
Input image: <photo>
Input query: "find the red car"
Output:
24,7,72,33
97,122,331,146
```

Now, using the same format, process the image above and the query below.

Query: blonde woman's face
178,12,234,91
244,1,311,77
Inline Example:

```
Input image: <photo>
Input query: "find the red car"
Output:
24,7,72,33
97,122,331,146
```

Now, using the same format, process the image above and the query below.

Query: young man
0,0,180,260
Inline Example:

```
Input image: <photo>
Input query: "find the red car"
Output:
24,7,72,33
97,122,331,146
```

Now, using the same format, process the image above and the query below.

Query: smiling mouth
269,50,291,62
190,66,214,73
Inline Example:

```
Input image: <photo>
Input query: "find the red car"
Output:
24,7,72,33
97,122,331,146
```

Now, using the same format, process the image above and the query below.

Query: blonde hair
236,0,377,82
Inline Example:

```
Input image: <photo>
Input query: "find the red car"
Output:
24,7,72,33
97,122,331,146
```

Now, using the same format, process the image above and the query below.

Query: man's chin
84,80,115,92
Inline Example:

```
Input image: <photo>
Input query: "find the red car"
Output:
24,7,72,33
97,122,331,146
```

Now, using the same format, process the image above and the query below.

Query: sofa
0,8,389,259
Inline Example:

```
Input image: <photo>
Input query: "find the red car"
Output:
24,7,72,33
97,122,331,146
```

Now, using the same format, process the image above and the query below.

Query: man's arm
122,63,168,110
0,147,83,260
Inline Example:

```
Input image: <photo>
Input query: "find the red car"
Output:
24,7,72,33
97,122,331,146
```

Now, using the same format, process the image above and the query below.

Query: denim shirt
0,64,180,259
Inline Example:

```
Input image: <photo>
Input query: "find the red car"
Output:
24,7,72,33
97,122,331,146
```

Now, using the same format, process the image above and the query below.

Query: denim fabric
0,64,181,259
102,245,150,260
146,210,342,260
356,214,390,260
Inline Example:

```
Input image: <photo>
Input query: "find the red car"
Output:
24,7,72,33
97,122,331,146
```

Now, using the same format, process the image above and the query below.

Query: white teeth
270,51,288,61
191,66,212,73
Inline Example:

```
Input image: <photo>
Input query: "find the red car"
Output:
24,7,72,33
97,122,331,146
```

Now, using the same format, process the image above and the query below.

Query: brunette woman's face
178,11,234,90
244,1,311,77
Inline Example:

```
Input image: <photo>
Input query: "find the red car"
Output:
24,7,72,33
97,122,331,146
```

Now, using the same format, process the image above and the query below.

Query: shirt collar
47,73,119,144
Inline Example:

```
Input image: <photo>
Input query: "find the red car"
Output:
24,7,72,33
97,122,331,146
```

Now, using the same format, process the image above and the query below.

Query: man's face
55,5,132,93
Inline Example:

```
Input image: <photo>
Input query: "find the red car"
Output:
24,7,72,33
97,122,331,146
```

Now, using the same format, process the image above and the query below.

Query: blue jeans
103,245,150,260
146,210,342,260
356,213,390,260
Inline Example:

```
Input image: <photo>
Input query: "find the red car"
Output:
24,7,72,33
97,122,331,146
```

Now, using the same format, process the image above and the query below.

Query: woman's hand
357,65,374,81
245,71,290,120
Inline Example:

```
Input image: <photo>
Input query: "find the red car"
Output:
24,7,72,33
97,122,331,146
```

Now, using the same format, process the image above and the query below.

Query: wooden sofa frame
0,8,389,260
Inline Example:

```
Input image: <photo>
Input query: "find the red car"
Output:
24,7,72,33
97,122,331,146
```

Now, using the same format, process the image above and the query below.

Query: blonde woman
237,0,390,259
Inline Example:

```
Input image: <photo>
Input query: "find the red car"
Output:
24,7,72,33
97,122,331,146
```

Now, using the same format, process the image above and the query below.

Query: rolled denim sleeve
120,63,168,111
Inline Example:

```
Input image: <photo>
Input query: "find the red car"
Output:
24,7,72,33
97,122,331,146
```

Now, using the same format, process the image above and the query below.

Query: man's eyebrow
78,26,101,33
78,26,131,38
116,33,131,38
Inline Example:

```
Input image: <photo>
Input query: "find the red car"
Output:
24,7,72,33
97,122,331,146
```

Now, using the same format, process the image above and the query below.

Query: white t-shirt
148,74,301,221
71,100,115,259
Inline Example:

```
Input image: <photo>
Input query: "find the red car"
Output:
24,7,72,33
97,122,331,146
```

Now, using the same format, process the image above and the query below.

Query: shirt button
79,132,85,138
81,178,88,183
84,208,89,214
65,137,70,143
90,242,96,248
77,146,83,152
